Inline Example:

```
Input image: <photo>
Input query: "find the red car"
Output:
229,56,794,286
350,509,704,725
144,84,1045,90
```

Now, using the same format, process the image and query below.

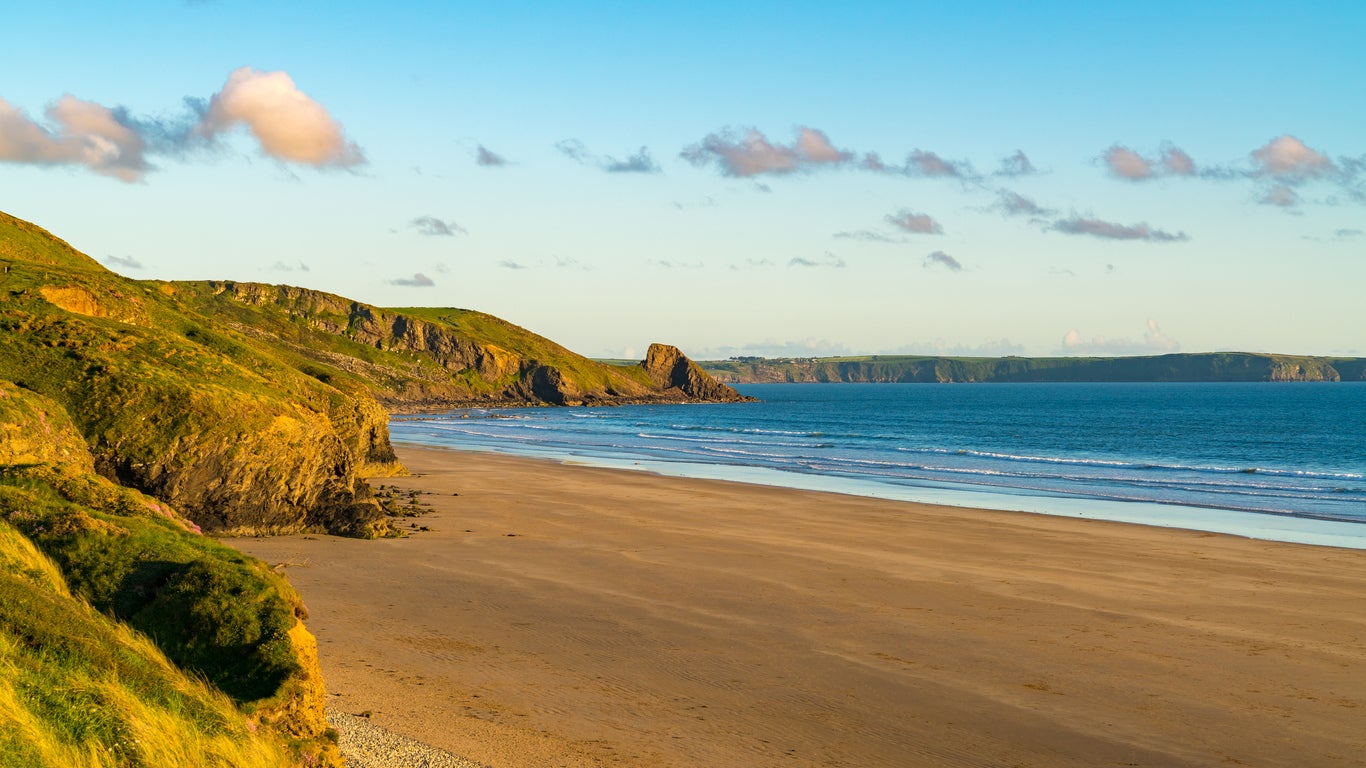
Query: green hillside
168,283,669,407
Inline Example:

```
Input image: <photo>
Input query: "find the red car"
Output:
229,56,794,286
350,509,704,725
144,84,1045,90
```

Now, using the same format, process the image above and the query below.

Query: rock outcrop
642,343,754,402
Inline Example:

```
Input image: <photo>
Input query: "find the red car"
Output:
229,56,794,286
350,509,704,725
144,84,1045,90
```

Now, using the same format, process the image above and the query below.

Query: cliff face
703,352,1366,384
0,212,395,537
177,280,748,409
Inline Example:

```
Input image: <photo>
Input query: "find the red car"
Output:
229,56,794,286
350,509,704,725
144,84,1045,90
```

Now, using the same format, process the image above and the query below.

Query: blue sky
3,1,1363,359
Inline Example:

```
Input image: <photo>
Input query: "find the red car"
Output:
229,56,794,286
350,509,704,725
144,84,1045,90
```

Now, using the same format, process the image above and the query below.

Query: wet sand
231,445,1366,768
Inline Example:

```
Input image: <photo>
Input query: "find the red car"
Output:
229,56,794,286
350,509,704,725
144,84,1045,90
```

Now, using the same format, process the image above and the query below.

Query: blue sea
390,383,1366,549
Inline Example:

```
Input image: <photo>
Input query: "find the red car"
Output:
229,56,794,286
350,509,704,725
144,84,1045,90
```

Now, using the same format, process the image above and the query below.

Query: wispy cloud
924,250,962,271
729,258,776,271
475,144,507,166
553,256,591,271
1061,319,1180,355
1259,185,1299,208
558,139,661,174
390,273,435,287
993,190,1055,218
681,126,852,177
789,252,846,268
498,260,530,270
409,216,467,236
103,254,144,270
0,96,150,181
994,149,1036,177
902,149,967,178
270,260,310,272
832,229,904,243
603,147,660,173
885,209,944,235
1050,214,1188,242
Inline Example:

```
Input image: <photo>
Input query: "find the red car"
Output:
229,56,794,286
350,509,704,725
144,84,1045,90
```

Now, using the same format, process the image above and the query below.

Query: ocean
389,382,1366,549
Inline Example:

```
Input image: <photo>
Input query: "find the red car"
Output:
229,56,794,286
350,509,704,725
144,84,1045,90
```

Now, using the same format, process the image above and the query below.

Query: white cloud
1251,135,1334,179
196,67,362,166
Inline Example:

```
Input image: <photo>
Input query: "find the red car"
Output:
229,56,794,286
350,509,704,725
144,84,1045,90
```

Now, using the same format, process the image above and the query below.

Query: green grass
0,519,295,768
0,467,302,706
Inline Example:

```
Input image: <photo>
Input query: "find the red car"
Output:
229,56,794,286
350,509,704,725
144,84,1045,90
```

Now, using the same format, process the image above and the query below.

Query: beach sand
230,445,1366,768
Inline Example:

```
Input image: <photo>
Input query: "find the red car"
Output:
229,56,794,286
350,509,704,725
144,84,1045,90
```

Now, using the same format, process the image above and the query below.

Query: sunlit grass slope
0,381,338,767
0,521,296,768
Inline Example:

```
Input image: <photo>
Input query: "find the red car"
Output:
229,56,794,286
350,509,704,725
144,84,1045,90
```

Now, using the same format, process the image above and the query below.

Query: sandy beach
231,445,1366,768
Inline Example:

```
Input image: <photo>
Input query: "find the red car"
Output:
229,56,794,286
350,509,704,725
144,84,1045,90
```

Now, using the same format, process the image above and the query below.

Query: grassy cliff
702,352,1366,383
169,282,742,407
0,381,336,767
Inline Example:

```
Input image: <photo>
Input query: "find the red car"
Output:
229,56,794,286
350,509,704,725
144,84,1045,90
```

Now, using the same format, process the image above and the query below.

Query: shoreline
232,445,1366,768
387,436,1366,550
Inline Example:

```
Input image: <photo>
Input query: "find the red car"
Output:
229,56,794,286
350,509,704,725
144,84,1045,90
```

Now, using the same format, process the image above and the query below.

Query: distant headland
699,352,1366,384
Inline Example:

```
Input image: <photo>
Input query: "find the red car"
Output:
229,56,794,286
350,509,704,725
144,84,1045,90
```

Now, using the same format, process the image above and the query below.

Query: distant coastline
695,351,1366,384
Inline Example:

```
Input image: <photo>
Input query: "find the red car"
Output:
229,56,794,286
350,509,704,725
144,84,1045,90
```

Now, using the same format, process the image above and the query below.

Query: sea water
389,382,1366,549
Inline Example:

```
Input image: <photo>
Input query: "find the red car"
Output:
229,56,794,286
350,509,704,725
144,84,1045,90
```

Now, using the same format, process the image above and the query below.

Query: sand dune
230,445,1366,768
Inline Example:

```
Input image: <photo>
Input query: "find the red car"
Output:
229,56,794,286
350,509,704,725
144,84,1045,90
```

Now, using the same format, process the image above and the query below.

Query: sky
2,1,1364,360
